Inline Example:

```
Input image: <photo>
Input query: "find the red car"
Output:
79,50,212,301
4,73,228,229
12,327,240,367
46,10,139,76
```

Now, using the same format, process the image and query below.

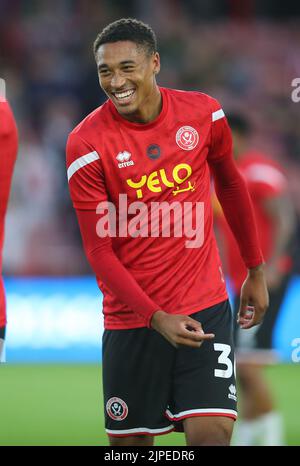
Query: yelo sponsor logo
126,163,193,199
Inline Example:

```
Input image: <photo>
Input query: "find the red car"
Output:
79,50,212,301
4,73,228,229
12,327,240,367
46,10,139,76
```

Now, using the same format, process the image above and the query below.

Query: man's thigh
184,416,234,446
102,326,176,438
166,300,237,429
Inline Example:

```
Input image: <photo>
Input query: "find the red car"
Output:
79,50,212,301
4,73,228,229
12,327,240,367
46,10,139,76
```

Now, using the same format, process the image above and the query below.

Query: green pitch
0,364,299,446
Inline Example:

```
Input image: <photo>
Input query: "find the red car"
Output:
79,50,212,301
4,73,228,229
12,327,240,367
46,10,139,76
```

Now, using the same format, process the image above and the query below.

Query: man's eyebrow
98,60,137,70
119,60,136,65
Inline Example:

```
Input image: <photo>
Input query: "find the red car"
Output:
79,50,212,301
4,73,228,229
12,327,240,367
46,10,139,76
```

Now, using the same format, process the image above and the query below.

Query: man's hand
150,311,215,348
238,264,269,329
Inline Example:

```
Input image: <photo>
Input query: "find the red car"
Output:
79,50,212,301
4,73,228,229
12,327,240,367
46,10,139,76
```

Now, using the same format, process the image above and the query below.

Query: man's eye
123,67,134,72
99,70,111,76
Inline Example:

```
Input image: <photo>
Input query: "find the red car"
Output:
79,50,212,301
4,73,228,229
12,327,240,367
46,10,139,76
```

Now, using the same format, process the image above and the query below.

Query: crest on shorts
106,397,128,421
176,126,199,151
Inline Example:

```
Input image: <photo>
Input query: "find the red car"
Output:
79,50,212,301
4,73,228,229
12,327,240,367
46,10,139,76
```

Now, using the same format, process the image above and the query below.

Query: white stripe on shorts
106,424,174,435
166,408,237,419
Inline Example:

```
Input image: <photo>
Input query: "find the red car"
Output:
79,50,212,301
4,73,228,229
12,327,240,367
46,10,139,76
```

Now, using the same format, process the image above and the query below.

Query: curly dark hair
93,18,157,57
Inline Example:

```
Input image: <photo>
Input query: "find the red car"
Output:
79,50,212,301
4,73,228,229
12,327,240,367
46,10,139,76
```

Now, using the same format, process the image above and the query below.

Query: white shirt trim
212,109,225,122
67,151,100,182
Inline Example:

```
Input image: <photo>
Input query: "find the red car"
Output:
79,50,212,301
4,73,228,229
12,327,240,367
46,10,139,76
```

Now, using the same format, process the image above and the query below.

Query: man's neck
123,86,162,124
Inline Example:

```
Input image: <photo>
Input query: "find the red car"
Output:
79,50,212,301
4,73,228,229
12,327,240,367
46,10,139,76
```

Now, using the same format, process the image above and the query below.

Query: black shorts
233,274,292,363
0,325,6,364
0,326,5,340
102,299,237,437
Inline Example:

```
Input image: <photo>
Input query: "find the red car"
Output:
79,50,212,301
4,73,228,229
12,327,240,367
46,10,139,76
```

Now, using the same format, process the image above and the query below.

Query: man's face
95,41,160,118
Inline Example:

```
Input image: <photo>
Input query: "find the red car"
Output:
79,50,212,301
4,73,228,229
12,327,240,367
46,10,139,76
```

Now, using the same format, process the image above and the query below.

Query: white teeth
114,90,135,100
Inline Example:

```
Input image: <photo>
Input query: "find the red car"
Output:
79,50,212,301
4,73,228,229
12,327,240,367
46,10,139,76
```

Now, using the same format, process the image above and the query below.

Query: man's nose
111,72,126,89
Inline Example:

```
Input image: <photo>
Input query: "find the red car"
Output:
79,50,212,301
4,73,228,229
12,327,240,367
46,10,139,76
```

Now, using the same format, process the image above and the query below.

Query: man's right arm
67,132,161,328
76,208,160,327
76,210,214,347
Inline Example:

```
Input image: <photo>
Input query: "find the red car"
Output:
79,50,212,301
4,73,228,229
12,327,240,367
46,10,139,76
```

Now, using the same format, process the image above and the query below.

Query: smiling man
97,39,162,123
66,18,268,446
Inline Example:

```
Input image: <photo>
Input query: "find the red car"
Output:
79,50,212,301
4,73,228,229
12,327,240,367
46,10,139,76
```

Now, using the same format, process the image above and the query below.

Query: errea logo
228,384,237,402
116,151,134,168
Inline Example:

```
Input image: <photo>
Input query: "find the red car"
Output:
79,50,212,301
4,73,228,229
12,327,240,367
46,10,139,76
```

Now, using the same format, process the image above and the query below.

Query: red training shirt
66,87,263,329
0,100,18,327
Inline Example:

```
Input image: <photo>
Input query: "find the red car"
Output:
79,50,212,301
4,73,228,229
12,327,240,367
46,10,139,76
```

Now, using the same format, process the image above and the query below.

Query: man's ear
153,52,161,75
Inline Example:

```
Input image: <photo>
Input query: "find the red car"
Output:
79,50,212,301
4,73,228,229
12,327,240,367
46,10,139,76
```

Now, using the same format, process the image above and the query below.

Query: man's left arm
207,104,268,329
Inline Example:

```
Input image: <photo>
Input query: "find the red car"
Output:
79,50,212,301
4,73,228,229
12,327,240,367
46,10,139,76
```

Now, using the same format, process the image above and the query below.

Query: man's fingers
160,315,215,348
238,302,256,328
182,326,214,340
178,327,215,346
184,317,203,332
238,299,252,318
240,318,258,329
176,335,211,348
239,319,254,329
239,306,266,329
240,307,253,320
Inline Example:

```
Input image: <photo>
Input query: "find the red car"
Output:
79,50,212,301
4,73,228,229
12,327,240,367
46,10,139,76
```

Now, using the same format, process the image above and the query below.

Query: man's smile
112,89,136,105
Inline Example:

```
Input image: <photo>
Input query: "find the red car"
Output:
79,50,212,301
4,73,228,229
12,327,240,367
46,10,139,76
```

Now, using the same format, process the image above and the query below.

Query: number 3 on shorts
213,343,235,378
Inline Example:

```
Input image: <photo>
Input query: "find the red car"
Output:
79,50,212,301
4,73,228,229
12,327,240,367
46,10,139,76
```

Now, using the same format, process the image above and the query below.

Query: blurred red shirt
217,151,289,293
0,101,18,326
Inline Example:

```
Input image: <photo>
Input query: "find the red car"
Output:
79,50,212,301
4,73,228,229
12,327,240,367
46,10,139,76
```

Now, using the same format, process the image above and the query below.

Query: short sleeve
66,132,107,210
207,98,233,165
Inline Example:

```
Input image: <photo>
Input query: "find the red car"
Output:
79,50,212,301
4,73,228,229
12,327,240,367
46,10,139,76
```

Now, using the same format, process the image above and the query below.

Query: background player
66,19,268,446
216,114,295,445
0,94,18,363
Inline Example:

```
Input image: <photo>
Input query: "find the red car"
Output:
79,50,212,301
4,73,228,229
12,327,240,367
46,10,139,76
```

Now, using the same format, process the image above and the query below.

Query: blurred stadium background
0,0,300,446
